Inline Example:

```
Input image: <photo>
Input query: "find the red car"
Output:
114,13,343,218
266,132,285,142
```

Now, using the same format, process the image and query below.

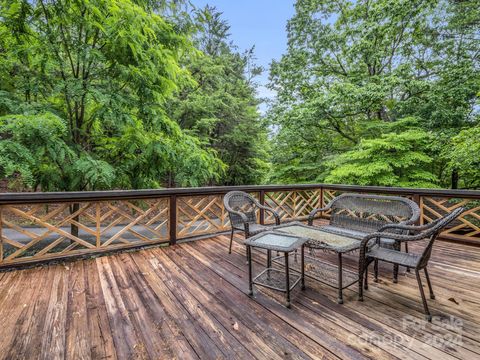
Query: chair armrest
377,220,439,234
308,205,332,225
258,205,281,225
359,226,437,256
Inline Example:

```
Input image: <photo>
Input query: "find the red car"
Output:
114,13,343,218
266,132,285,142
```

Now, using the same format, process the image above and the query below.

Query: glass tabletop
245,232,306,252
274,223,360,252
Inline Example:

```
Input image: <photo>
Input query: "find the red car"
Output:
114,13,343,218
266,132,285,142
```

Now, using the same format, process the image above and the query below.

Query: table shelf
273,253,358,290
253,268,302,292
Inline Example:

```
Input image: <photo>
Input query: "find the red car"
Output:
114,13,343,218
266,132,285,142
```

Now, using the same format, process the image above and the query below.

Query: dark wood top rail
1,184,479,204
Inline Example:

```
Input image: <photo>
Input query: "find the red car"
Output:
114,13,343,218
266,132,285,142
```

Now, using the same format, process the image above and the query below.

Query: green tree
167,6,269,185
0,113,115,191
325,120,439,187
268,0,480,188
447,125,480,189
0,0,223,190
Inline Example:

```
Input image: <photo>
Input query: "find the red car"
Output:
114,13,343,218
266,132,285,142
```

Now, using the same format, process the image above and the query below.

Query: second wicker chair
358,207,465,321
223,191,280,254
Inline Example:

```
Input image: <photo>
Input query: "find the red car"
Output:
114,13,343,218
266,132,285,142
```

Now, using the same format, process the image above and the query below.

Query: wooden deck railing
0,184,479,267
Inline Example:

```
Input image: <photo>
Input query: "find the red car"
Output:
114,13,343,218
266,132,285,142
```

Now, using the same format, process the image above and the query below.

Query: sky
189,0,296,110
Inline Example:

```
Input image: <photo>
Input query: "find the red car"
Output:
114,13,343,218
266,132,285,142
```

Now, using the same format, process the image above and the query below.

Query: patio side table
245,231,307,308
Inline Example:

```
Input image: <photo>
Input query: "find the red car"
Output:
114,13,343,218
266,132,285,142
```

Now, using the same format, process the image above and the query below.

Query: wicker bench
307,193,420,282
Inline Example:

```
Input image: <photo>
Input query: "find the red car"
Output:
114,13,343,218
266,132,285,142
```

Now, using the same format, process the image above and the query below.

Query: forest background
0,0,479,192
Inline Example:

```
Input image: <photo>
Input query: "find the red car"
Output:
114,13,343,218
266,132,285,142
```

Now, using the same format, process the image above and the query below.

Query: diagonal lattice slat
176,195,229,237
421,197,480,242
264,190,321,223
0,199,169,265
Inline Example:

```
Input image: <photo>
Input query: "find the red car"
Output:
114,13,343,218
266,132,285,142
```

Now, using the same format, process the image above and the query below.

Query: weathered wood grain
0,233,479,359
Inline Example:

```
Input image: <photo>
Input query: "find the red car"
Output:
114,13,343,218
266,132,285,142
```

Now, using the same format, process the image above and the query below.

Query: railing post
95,203,101,248
0,207,3,263
319,187,324,219
169,195,177,245
259,190,265,225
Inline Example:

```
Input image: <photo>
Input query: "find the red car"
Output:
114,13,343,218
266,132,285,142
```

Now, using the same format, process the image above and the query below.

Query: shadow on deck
0,233,479,359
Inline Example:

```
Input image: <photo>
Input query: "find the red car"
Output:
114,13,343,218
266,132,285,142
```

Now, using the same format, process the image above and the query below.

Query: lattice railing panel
176,195,229,238
0,199,169,265
322,189,342,218
421,197,480,242
1,187,479,267
264,189,321,223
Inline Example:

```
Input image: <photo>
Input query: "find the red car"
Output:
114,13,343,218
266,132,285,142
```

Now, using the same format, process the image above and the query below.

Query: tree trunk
451,169,459,189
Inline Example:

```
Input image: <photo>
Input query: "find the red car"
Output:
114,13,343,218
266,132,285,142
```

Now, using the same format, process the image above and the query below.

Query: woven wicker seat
358,207,465,321
223,191,280,254
366,245,421,268
308,193,420,281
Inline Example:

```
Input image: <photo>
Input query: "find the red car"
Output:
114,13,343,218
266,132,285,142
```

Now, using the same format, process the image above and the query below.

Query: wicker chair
358,207,465,321
223,191,280,254
308,193,420,281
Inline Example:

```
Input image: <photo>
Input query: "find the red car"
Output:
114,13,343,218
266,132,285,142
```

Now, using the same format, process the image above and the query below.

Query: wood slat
0,199,169,266
0,231,479,359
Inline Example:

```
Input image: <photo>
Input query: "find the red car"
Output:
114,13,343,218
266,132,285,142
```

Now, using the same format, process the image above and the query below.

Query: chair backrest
329,193,420,233
417,207,465,268
223,191,258,227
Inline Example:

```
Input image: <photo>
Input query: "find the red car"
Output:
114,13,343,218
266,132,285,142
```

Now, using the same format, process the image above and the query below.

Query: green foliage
1,0,479,191
0,113,115,191
268,0,480,188
325,125,439,188
167,5,269,185
447,126,480,189
0,0,226,190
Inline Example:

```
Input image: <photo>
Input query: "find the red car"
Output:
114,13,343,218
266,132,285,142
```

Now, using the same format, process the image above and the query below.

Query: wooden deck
0,234,479,360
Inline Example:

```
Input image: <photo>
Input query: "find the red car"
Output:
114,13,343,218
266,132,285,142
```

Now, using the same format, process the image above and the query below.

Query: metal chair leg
405,242,410,273
393,264,399,283
245,232,249,263
364,263,369,290
374,259,378,282
247,246,253,296
415,270,432,321
285,252,291,308
229,228,234,254
424,267,435,300
358,264,364,301
337,253,343,304
301,245,305,290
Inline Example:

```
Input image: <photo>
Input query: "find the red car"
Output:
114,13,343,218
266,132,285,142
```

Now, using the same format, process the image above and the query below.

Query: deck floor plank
5,266,54,359
96,256,142,359
215,236,479,359
208,237,454,360
65,261,92,360
159,246,338,360
205,235,480,359
122,251,227,359
83,260,118,360
138,251,287,360
124,253,226,358
0,234,479,360
40,263,69,359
